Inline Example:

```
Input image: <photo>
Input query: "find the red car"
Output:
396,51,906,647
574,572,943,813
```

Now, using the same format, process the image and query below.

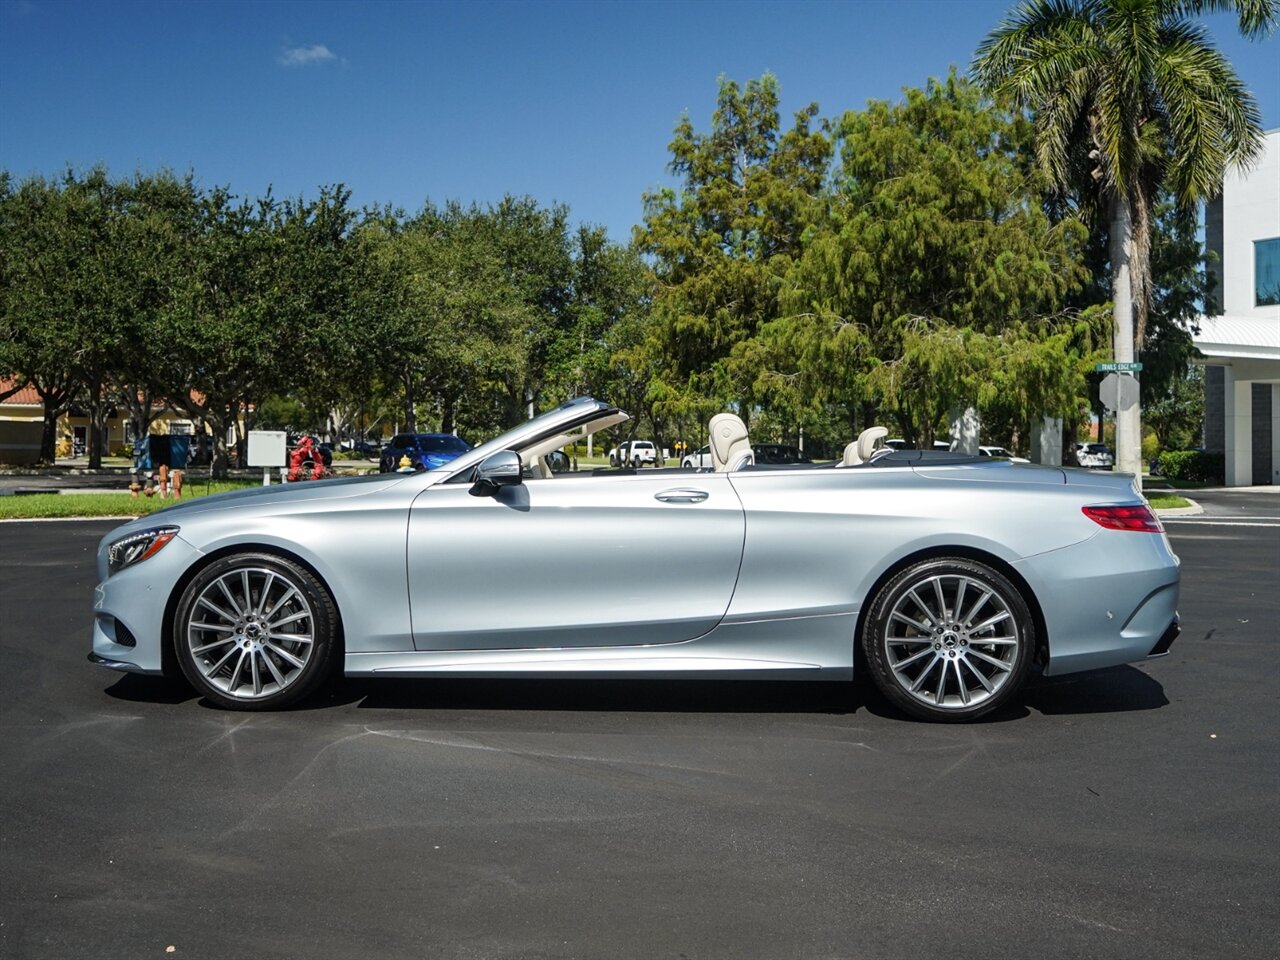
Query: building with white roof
1197,128,1280,486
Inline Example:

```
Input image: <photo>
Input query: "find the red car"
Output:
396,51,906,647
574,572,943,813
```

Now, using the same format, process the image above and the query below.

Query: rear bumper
1147,616,1180,658
1015,531,1180,677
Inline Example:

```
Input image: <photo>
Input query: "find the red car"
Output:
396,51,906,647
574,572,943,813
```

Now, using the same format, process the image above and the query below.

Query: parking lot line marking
1162,519,1280,527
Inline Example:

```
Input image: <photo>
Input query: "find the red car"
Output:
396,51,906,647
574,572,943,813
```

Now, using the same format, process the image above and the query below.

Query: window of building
1257,237,1280,307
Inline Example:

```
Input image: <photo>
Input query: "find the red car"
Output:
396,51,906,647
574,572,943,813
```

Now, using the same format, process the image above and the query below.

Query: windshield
420,435,471,454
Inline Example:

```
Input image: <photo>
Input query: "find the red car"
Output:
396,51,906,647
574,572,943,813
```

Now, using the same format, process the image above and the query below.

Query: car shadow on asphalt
334,677,860,714
100,674,862,713
103,673,201,705
1021,665,1169,715
322,664,1168,719
102,664,1167,719
826,664,1168,724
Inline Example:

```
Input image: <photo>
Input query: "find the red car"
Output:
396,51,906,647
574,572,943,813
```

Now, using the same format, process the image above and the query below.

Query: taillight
1082,504,1163,532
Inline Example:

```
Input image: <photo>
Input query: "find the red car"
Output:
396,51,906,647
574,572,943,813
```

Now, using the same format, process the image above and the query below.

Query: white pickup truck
607,440,659,468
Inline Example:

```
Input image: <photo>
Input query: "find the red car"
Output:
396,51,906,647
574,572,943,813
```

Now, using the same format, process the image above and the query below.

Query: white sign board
247,430,287,467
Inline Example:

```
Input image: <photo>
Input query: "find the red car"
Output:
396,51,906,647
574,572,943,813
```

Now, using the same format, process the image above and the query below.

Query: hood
132,471,412,524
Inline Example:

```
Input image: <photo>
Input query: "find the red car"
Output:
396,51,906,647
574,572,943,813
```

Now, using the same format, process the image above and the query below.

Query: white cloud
279,44,338,67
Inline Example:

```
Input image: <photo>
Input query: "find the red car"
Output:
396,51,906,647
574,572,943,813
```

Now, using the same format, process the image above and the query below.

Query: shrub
1158,449,1224,483
1141,431,1160,464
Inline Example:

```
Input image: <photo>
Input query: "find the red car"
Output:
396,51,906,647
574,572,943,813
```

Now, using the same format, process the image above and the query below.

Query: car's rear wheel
174,553,338,710
862,558,1033,722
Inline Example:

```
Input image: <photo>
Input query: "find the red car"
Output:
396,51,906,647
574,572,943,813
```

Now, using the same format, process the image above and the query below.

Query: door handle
655,488,709,504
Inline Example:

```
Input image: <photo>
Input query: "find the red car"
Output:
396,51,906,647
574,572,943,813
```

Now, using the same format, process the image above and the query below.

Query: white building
1196,128,1280,486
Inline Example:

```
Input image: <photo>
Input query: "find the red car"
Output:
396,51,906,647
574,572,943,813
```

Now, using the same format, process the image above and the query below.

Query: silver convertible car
90,397,1180,722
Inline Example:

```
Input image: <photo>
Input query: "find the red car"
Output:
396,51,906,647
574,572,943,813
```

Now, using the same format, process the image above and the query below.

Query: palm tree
973,0,1275,480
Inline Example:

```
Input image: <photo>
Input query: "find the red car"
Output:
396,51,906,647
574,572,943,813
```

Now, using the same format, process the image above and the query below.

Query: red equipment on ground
287,437,327,482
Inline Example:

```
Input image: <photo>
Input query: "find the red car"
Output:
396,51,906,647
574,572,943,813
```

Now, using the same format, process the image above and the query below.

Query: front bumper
90,533,204,675
87,651,151,672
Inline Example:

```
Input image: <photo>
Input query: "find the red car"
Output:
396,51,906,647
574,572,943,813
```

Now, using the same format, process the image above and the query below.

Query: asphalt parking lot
1,494,1277,959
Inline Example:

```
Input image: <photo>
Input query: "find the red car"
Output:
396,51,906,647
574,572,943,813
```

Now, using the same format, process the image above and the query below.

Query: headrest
709,413,749,466
857,426,888,463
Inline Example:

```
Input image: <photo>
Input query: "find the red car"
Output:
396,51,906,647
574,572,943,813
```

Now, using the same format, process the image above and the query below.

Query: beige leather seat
839,426,889,467
709,413,754,472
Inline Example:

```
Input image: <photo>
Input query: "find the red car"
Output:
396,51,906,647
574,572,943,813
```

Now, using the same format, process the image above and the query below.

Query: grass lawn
0,480,260,520
1147,493,1192,510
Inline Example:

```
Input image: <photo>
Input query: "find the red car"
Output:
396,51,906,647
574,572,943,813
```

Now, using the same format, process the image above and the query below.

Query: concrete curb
0,516,135,522
1154,498,1203,517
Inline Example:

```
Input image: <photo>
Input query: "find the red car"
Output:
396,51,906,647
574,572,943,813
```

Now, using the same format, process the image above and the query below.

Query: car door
406,471,745,650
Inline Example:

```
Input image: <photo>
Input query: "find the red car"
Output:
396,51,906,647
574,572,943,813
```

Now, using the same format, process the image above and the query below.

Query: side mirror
469,450,523,497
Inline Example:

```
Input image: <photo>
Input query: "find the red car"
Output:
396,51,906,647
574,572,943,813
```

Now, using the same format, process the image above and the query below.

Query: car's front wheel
862,557,1033,722
174,553,338,710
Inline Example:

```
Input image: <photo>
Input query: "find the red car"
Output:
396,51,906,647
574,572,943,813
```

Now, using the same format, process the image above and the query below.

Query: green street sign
1095,361,1143,372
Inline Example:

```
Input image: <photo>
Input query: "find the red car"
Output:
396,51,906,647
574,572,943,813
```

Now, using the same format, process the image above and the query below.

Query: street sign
1095,361,1143,372
1099,372,1140,413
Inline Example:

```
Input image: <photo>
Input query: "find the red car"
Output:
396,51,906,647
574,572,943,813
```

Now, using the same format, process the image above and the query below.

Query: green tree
1146,362,1205,451
543,226,653,406
381,201,537,438
157,185,360,476
637,73,833,424
109,172,205,446
974,0,1276,479
0,172,91,461
772,73,1089,446
262,186,364,444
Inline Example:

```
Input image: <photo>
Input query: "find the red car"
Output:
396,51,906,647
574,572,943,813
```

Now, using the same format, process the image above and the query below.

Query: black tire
861,557,1034,722
174,552,339,710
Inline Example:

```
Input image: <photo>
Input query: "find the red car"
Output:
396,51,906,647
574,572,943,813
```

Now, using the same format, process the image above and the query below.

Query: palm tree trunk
1109,191,1143,484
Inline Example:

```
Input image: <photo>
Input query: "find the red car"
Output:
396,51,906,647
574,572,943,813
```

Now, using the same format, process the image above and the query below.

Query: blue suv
379,433,472,473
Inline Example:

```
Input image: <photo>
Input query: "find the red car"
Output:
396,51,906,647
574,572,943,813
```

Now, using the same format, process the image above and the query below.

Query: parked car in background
608,439,658,467
978,446,1031,464
886,439,954,453
681,444,713,470
379,433,472,473
1076,442,1114,469
340,439,382,458
753,443,812,465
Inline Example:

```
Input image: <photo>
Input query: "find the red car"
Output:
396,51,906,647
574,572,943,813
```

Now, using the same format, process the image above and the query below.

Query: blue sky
2,0,1277,243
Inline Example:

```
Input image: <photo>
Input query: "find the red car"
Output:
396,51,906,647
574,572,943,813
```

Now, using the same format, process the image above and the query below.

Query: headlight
107,526,179,576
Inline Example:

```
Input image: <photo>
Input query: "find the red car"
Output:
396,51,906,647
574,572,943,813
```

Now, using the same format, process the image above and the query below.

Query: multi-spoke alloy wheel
862,558,1034,722
174,553,337,710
